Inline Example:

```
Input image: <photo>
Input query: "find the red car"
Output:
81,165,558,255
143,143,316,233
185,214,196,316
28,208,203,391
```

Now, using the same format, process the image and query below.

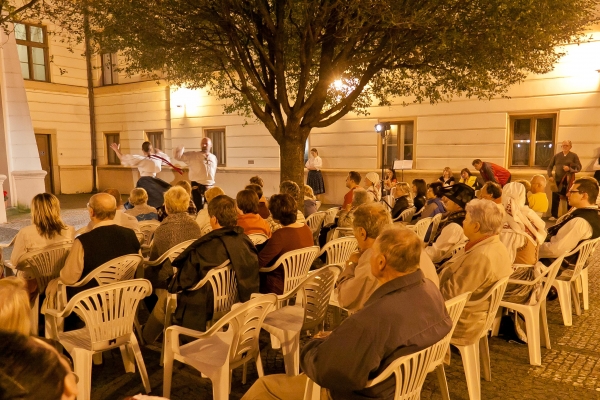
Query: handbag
548,177,558,193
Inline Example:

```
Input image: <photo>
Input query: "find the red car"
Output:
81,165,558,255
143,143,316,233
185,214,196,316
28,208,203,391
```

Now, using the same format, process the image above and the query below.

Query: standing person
547,140,582,221
342,171,361,210
110,142,176,208
174,137,218,209
306,148,325,196
472,159,511,187
438,167,456,187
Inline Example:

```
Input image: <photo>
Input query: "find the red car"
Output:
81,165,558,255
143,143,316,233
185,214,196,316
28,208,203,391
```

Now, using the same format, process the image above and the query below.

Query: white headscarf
501,182,547,246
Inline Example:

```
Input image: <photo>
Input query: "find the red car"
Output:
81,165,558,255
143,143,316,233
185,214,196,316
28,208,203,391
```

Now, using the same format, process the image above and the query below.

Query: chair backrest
200,224,212,236
315,200,322,210
467,276,509,338
320,236,358,266
412,217,432,241
156,239,197,265
331,227,354,241
16,243,72,293
427,213,443,244
384,195,395,208
296,266,340,331
537,256,565,301
61,279,151,351
248,233,269,245
190,260,238,322
306,212,327,236
274,246,320,294
565,237,600,280
83,254,143,286
397,207,416,223
135,231,145,244
324,207,340,226
440,240,467,262
139,220,161,246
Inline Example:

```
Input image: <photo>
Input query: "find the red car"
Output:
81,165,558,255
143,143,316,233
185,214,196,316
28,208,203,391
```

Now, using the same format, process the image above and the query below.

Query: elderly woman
259,194,313,294
338,188,370,228
196,186,225,233
391,182,411,220
303,185,318,218
157,181,198,221
364,172,381,202
420,182,446,219
236,189,271,237
439,167,455,187
438,199,512,346
124,188,158,221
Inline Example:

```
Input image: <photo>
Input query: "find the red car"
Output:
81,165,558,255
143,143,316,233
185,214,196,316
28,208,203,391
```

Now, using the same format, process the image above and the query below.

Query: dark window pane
535,142,554,166
404,144,413,161
513,119,531,141
512,143,530,166
536,118,554,141
206,129,226,166
385,132,398,165
403,123,414,145
106,134,120,165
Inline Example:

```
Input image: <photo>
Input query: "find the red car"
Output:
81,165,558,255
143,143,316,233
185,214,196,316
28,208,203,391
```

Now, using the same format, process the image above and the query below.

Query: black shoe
547,287,558,301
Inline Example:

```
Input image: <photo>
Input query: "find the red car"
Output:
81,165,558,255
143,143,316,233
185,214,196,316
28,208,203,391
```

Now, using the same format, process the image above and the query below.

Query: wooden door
35,134,53,193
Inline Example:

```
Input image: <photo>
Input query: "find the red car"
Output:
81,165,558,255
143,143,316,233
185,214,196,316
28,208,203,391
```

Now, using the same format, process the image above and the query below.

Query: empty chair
306,211,327,243
163,294,277,400
248,233,269,245
324,207,341,226
408,217,432,242
45,279,152,400
392,206,416,223
318,236,358,266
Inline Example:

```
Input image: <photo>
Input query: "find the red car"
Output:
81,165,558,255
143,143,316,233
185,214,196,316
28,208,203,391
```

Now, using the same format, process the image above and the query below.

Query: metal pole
84,4,98,193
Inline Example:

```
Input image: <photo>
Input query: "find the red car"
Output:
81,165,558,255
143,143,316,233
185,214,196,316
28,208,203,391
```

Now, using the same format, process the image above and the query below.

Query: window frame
508,113,557,168
379,120,416,168
14,22,50,82
204,127,226,167
145,131,164,152
105,133,120,165
101,52,118,86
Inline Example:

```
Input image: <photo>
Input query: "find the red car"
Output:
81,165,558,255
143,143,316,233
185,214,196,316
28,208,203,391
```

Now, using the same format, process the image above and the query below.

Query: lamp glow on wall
554,38,600,90
170,86,203,118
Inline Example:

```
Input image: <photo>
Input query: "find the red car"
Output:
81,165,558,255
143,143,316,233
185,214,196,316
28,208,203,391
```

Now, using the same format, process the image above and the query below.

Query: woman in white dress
305,148,325,196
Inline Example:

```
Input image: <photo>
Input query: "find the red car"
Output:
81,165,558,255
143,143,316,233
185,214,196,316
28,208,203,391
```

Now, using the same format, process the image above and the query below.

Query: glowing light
333,79,343,90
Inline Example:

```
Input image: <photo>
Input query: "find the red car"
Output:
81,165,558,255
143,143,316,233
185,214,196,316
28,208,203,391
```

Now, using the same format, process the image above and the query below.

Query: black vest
546,208,600,266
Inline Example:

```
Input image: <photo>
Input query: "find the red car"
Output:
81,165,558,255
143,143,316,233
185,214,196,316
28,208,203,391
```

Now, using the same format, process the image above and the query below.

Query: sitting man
267,180,306,232
336,203,439,314
438,199,512,346
337,187,369,228
342,171,361,211
425,183,474,265
539,178,600,273
84,188,140,234
242,227,452,400
528,174,549,217
45,193,141,307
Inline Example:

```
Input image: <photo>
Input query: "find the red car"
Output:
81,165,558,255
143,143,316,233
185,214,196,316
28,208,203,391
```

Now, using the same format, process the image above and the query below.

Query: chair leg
580,269,589,311
242,362,248,385
73,348,93,400
490,307,502,337
555,281,573,326
120,345,136,373
270,333,281,349
255,353,265,377
457,343,481,400
208,367,230,400
571,281,582,316
522,307,542,366
435,364,451,400
130,335,151,394
303,377,321,400
163,339,174,398
540,301,551,350
92,352,103,366
280,331,301,376
479,335,491,382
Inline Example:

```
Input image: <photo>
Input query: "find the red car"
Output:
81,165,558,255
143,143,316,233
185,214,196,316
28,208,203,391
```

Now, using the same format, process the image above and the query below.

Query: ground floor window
509,114,557,167
205,128,226,166
382,121,415,168
105,133,120,165
146,131,163,152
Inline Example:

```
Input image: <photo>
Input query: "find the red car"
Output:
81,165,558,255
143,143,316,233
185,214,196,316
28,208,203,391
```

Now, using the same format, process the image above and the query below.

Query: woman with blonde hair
0,277,31,335
439,167,455,187
157,180,198,221
391,182,411,219
125,188,158,221
303,185,318,217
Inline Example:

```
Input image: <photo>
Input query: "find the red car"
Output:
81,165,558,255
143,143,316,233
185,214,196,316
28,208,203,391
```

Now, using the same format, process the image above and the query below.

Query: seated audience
528,175,549,217
439,167,455,187
243,227,451,400
267,181,306,232
364,172,381,202
0,331,78,400
250,175,264,188
259,194,313,295
472,158,512,187
336,203,439,313
337,188,370,228
45,193,141,308
459,168,479,189
515,179,532,193
421,182,446,219
480,181,503,210
83,188,140,234
383,167,397,194
391,182,411,220
196,186,225,233
236,189,271,237
158,181,198,221
246,183,270,219
0,277,31,335
438,199,512,346
124,188,158,221
342,171,361,211
425,184,473,264
411,178,427,217
304,185,318,217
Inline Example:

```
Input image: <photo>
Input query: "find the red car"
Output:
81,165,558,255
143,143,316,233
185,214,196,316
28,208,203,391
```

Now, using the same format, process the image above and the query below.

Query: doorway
35,133,53,193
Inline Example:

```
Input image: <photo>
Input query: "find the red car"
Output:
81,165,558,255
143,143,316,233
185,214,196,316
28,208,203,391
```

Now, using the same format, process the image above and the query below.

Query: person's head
279,180,300,199
352,203,392,251
0,277,31,335
395,182,411,197
30,193,67,240
472,159,483,171
441,183,475,213
370,226,422,284
141,141,154,155
88,193,117,222
385,168,395,179
268,194,298,226
175,180,192,196
128,188,148,207
245,184,263,200
515,179,531,193
463,199,504,241
0,331,78,400
346,171,361,189
426,182,444,199
561,140,572,154
201,137,212,152
208,195,238,228
163,186,190,214
304,185,315,200
236,189,259,215
480,182,502,201
568,178,599,208
460,168,472,180
365,172,379,187
103,188,122,207
249,176,264,187
530,175,547,194
205,186,225,204
351,187,370,208
442,167,453,179
310,148,318,157
412,179,427,197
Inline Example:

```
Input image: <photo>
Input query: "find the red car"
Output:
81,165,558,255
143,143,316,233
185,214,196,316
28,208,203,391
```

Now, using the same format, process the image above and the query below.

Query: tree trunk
279,136,306,209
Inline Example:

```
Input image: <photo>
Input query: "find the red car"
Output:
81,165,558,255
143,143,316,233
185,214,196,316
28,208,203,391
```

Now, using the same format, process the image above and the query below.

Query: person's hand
110,143,120,152
313,331,332,339
563,165,570,171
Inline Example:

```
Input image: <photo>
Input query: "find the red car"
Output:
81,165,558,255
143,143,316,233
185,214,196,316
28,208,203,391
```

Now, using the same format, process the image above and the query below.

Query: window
509,114,556,167
205,128,226,166
105,133,120,165
102,53,118,85
383,121,414,167
14,22,49,82
146,131,163,151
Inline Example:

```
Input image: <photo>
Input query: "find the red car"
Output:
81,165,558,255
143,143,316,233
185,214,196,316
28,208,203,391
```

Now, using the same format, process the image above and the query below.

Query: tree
0,0,43,26
58,0,597,189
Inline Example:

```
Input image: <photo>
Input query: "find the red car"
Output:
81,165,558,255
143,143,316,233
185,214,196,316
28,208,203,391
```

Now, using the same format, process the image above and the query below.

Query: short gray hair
164,186,190,214
351,188,369,207
352,203,392,239
531,174,546,185
465,199,504,235
375,226,421,273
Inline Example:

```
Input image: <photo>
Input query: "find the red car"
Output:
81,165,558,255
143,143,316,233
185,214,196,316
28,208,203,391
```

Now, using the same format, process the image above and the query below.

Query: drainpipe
83,4,98,193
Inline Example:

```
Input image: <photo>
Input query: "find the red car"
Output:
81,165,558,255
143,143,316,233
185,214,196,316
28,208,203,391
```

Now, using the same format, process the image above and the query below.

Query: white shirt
305,156,322,171
539,207,597,258
195,206,211,232
175,151,218,185
120,151,170,177
425,223,467,264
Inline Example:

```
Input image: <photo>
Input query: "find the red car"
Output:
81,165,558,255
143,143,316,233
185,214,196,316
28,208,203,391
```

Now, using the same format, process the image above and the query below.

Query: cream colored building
1,19,600,216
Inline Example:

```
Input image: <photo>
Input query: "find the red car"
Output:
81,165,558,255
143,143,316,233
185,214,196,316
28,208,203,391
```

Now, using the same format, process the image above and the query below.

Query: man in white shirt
83,189,140,234
174,137,218,208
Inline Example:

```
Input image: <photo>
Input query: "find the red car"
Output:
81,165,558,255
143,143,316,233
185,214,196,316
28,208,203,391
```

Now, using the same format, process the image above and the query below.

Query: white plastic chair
330,227,354,241
427,213,443,244
581,240,600,311
200,224,212,236
407,217,432,242
552,238,600,326
318,236,358,266
315,200,322,210
248,233,269,245
439,241,467,263
45,279,152,400
306,211,327,243
262,266,341,376
143,239,196,273
392,206,416,223
139,220,161,256
498,256,564,365
450,276,509,400
259,246,320,297
383,194,395,209
324,207,341,226
163,294,278,400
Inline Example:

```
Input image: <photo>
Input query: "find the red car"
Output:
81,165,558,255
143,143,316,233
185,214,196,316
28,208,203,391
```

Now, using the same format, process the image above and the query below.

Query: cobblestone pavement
4,195,600,399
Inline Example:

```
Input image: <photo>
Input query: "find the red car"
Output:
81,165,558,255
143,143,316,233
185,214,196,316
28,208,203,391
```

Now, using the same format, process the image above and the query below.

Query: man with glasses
547,140,582,221
174,137,218,208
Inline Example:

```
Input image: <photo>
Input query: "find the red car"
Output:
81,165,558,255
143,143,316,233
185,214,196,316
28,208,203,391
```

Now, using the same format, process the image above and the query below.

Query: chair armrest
513,264,535,269
259,265,279,273
44,306,70,319
165,324,211,340
508,278,537,286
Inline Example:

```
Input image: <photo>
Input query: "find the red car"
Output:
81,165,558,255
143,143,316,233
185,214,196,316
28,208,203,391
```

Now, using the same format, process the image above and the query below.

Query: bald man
547,140,581,220
174,137,218,208
45,193,141,307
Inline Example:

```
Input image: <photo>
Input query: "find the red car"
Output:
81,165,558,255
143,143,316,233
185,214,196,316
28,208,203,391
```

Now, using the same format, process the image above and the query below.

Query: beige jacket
438,235,512,346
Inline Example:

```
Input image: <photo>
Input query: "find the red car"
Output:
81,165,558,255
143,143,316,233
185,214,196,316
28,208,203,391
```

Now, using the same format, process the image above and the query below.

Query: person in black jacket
391,182,411,220
411,179,427,218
